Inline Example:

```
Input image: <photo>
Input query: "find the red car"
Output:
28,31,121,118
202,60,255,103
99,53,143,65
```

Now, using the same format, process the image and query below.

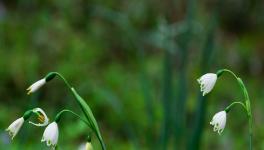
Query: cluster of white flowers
6,108,59,149
197,73,227,135
7,76,93,149
7,78,59,149
6,108,49,139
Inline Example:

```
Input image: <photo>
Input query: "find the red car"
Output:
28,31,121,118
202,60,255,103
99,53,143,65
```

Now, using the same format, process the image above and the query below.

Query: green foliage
71,88,106,150
1,0,264,149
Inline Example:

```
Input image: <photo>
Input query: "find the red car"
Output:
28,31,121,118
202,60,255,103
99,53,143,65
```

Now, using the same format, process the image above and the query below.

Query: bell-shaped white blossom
41,122,59,149
29,108,49,127
78,143,86,150
27,79,46,95
78,142,93,150
6,117,24,139
85,142,93,150
197,73,217,96
210,111,227,135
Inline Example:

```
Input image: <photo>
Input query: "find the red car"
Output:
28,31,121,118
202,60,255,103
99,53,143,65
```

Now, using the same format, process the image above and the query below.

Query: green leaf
237,78,250,112
71,88,106,150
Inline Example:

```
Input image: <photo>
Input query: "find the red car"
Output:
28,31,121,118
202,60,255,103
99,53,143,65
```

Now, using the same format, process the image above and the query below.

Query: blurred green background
0,0,264,149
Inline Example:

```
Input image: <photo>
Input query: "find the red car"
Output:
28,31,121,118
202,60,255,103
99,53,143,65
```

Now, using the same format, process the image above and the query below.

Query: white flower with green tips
85,142,93,150
6,117,24,139
197,73,217,96
210,111,227,135
29,108,49,127
78,142,93,150
41,122,59,149
27,79,46,95
27,72,56,95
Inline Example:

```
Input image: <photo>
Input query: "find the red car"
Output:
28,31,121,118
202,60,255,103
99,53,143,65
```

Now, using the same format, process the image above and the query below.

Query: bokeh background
0,0,264,149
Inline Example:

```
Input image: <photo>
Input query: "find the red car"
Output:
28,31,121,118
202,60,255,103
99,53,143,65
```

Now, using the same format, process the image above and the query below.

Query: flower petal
29,108,49,127
6,117,24,139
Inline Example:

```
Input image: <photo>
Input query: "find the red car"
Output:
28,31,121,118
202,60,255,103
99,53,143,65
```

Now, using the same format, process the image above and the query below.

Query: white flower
78,143,86,150
210,111,227,135
29,108,49,127
85,142,93,150
78,142,93,150
6,117,24,139
197,73,217,96
27,78,46,95
41,122,59,149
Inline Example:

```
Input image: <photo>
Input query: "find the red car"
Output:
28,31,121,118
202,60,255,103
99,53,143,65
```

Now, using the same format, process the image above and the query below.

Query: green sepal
45,72,56,82
55,113,61,123
23,110,33,120
224,107,230,113
216,69,224,77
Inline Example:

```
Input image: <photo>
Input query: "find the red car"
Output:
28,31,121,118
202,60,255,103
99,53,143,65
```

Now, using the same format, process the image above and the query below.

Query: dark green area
0,0,264,149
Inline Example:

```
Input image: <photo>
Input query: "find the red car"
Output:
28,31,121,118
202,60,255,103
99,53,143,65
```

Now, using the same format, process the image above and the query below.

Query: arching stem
219,69,253,150
49,72,106,150
55,109,91,128
224,101,247,113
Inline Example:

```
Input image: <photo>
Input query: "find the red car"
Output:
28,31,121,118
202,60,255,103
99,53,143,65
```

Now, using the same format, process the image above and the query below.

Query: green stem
52,72,72,90
55,109,91,127
224,101,247,113
50,72,106,150
221,69,253,150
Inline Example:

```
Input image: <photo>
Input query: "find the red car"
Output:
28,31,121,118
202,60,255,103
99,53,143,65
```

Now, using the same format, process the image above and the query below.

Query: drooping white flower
29,108,49,127
78,143,86,150
85,142,93,150
78,142,93,150
27,79,46,95
41,122,59,149
6,117,24,139
210,111,227,135
197,73,217,96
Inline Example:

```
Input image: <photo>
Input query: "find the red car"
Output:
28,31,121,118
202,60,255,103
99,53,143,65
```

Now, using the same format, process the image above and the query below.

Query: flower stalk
224,101,247,113
198,69,253,150
219,69,253,150
54,109,91,128
41,109,92,149
33,72,106,150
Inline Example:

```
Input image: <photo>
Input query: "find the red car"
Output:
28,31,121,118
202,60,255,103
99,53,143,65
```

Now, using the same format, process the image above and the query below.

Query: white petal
86,142,93,150
6,117,24,139
78,143,86,150
197,73,217,96
27,79,46,94
29,108,49,127
210,111,227,135
42,122,59,148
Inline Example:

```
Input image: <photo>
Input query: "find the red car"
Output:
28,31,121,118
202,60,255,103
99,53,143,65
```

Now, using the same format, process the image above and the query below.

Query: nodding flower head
85,141,93,150
210,111,227,135
78,142,93,150
6,117,24,139
197,73,217,96
27,79,46,95
6,108,49,140
29,108,49,127
41,122,59,149
27,72,56,95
